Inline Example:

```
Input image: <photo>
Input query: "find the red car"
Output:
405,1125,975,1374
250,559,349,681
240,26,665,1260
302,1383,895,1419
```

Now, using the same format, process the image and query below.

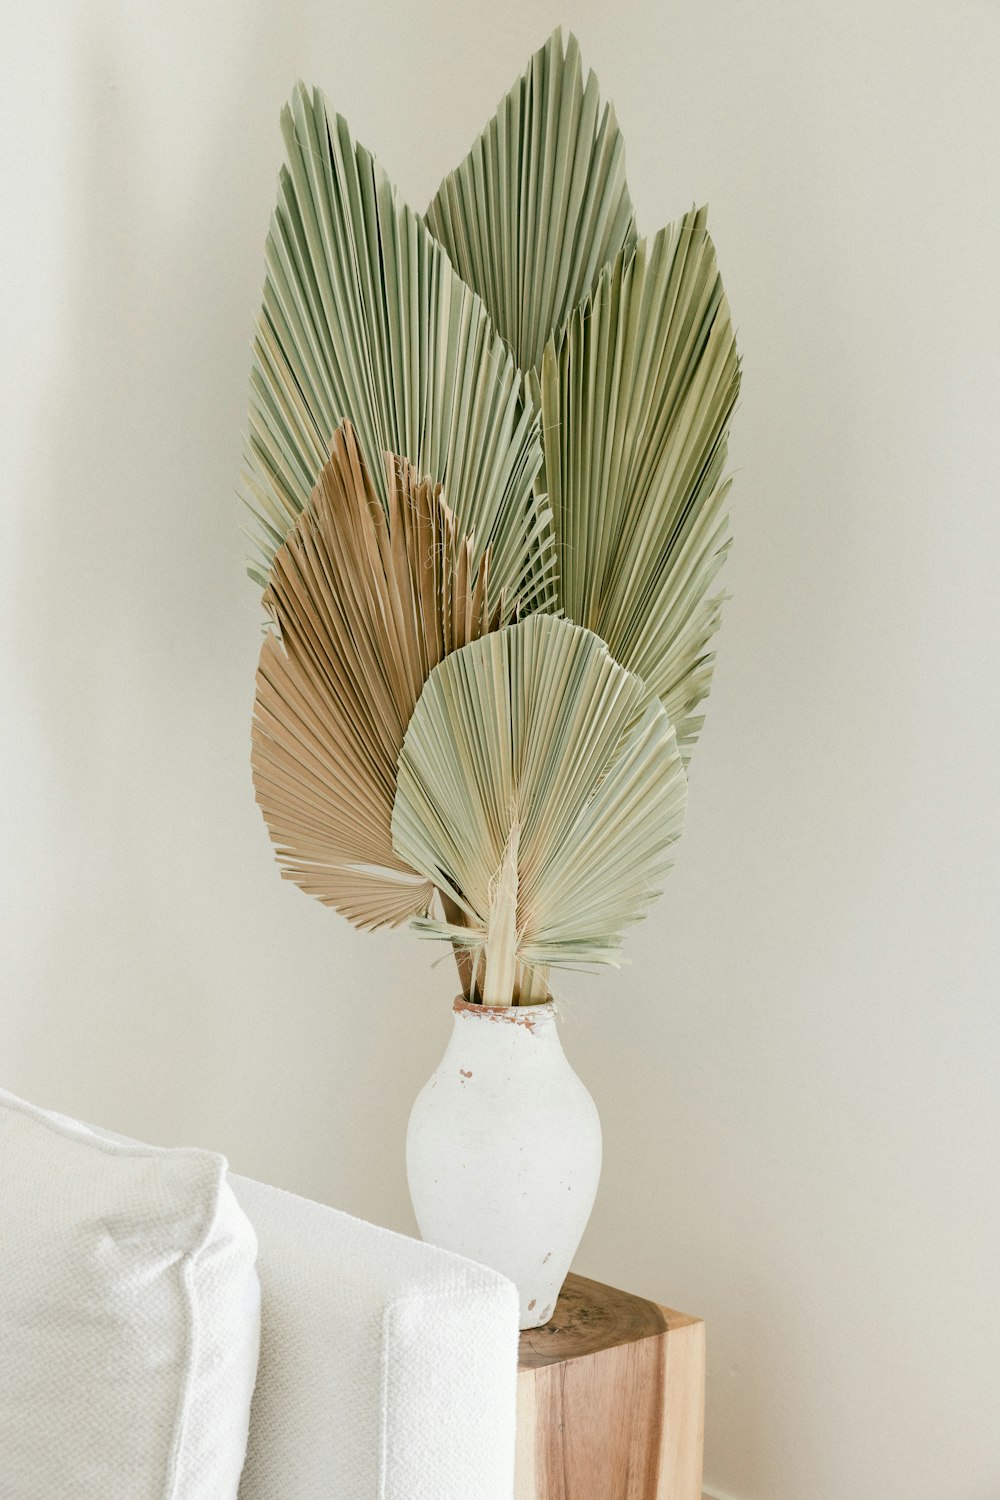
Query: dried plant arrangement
246,29,741,1007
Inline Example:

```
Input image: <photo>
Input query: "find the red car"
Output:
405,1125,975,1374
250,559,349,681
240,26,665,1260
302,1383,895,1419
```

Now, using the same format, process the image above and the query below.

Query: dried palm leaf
252,421,509,930
245,84,554,612
538,206,741,754
425,29,636,375
391,614,687,1002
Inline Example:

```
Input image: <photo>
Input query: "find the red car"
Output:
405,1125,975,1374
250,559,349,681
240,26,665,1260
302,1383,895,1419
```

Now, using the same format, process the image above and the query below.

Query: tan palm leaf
252,421,509,930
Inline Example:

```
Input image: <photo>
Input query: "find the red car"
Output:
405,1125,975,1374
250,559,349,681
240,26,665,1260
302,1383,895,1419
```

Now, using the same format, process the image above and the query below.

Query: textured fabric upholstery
230,1174,519,1500
0,1088,260,1500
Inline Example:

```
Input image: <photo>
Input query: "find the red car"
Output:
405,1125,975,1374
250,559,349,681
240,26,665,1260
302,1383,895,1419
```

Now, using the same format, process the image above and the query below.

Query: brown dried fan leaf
252,420,507,930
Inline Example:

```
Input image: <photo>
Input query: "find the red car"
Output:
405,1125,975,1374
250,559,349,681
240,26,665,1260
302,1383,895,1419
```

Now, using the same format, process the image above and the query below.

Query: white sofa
0,1086,520,1500
230,1174,520,1500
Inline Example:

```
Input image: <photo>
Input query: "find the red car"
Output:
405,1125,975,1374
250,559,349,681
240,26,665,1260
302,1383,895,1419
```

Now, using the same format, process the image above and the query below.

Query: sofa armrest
230,1174,518,1500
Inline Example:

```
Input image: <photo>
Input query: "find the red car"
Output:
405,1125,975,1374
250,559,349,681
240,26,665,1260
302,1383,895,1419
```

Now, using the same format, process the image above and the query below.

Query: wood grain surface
515,1273,705,1500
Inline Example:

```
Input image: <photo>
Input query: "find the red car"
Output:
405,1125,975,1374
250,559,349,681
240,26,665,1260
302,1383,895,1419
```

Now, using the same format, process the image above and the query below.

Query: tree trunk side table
515,1273,705,1500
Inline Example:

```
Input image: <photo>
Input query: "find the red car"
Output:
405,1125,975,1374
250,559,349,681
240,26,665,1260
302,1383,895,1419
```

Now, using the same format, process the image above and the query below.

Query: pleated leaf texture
391,614,687,1002
244,82,554,612
539,205,741,753
252,421,510,930
425,28,637,375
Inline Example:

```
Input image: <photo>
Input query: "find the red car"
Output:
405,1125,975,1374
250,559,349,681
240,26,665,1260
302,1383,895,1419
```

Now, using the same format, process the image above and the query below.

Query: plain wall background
2,3,998,1496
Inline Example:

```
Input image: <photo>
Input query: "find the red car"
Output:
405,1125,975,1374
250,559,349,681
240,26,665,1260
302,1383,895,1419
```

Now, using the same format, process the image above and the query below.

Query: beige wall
2,3,998,1497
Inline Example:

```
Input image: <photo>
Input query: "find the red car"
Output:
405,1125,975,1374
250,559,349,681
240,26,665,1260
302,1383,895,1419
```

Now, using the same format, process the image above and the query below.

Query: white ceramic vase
406,998,602,1329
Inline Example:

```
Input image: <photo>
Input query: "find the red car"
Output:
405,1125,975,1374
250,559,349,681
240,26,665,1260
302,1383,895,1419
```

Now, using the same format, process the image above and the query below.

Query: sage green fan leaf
245,83,554,610
391,614,687,1002
252,421,510,931
425,30,636,376
538,206,741,754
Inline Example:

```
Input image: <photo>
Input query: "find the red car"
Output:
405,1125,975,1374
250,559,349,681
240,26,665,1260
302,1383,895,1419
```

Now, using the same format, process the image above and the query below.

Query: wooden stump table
515,1273,705,1500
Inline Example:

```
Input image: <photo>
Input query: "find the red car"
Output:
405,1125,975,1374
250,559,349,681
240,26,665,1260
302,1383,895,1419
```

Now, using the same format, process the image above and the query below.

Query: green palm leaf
252,421,510,931
391,614,687,1002
425,29,636,375
245,83,554,610
538,206,741,753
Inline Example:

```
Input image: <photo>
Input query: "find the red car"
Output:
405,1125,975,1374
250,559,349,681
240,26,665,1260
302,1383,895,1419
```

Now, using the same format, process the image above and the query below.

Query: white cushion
230,1174,520,1500
0,1087,260,1499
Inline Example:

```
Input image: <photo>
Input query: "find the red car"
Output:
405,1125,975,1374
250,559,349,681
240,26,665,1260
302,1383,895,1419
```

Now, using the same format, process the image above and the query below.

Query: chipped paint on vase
406,998,602,1329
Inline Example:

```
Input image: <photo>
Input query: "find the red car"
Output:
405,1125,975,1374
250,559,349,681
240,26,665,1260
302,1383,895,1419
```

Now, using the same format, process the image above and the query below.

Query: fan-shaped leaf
245,84,554,610
538,206,741,754
425,29,636,375
252,421,509,930
391,614,687,1000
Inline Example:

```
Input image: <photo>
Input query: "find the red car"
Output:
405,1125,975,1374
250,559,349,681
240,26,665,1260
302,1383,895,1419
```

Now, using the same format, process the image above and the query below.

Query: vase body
406,998,602,1329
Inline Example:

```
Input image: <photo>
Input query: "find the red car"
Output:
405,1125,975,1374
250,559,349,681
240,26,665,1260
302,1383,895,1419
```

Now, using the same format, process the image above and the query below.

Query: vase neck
448,998,563,1073
453,997,556,1030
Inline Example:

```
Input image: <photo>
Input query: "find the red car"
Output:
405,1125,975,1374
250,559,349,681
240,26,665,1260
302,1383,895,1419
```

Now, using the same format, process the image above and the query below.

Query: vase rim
453,996,556,1025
